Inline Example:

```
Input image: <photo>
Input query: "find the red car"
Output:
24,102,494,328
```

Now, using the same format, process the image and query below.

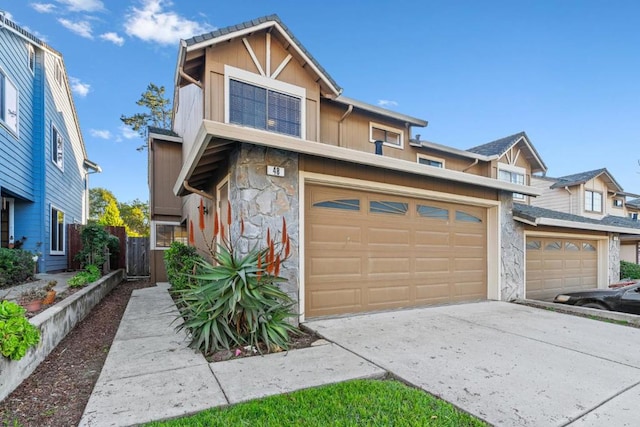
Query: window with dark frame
613,198,624,208
28,45,35,73
229,79,301,137
371,126,401,146
155,224,187,248
418,157,444,168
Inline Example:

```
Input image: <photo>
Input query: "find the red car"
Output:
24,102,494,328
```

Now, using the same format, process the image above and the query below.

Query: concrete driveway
305,301,640,426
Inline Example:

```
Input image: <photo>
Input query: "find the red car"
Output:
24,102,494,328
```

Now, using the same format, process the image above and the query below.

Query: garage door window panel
545,241,562,250
583,243,596,251
455,211,482,223
527,240,541,250
369,201,408,215
312,199,360,211
565,242,580,251
417,205,449,220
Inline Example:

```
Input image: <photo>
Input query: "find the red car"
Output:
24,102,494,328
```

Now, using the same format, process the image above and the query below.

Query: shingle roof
467,132,526,156
549,168,611,189
182,14,342,94
513,203,640,231
626,198,640,209
148,126,180,138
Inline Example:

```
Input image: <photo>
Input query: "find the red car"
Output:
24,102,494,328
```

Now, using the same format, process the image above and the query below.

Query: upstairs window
50,207,65,255
54,60,63,86
417,154,444,168
499,169,525,200
585,190,602,213
28,45,35,74
0,70,18,135
225,65,305,139
370,122,403,149
52,125,64,170
613,198,624,208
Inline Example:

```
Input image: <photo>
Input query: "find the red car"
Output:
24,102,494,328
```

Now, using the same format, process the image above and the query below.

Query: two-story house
148,15,637,319
512,168,640,299
0,14,99,272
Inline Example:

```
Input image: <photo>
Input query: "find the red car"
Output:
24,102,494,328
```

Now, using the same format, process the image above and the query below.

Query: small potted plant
19,288,47,312
42,280,57,305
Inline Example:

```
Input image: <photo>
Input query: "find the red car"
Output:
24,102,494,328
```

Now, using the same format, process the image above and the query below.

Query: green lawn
145,379,487,426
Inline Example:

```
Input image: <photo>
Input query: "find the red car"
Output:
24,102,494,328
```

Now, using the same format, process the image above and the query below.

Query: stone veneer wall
228,143,300,312
500,193,526,300
609,234,620,283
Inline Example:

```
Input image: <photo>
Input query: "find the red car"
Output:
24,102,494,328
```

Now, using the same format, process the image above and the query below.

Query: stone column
609,234,620,283
228,143,300,311
500,193,525,300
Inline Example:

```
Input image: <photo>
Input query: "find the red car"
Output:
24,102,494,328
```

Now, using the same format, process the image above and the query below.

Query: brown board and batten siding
204,32,321,139
150,140,182,218
301,156,499,201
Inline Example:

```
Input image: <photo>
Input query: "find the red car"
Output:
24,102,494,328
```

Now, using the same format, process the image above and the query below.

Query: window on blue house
52,125,64,170
51,207,65,255
28,45,35,74
0,69,18,135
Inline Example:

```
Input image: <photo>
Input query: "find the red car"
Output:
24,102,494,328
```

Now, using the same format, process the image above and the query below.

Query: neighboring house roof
148,126,180,138
627,198,640,209
513,203,640,234
467,131,547,174
549,168,623,192
179,14,341,97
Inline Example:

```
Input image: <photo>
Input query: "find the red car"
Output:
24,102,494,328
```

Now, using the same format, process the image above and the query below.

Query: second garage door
526,237,598,301
305,185,488,318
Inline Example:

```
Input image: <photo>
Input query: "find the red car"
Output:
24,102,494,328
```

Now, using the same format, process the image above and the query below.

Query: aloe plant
173,200,298,354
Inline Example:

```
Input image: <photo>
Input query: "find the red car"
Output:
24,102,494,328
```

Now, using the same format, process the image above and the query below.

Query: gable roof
179,14,341,97
549,168,623,192
513,203,640,234
467,132,547,173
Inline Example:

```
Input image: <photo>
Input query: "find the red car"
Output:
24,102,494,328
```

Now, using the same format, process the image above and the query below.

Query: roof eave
333,96,427,127
173,120,542,198
518,216,640,234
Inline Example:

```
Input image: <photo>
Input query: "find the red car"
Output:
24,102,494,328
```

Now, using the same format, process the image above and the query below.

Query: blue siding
1,22,89,273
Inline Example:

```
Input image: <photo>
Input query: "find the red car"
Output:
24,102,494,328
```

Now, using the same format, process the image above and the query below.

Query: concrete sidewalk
79,283,384,427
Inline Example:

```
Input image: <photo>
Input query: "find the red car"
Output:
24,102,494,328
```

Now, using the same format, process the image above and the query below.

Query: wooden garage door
305,185,487,318
526,237,598,301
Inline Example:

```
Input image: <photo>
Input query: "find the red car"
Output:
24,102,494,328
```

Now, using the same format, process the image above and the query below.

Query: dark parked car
553,282,640,315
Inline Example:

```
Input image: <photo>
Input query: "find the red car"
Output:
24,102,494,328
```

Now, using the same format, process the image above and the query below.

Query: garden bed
0,269,125,401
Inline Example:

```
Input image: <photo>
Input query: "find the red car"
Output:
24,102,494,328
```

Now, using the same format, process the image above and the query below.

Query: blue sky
2,0,639,202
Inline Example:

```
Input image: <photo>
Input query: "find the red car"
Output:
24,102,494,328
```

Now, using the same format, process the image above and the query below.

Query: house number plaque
267,166,285,177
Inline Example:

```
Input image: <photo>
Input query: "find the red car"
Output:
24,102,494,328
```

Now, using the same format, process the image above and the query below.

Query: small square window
585,190,602,212
370,122,404,149
153,223,187,249
613,199,623,208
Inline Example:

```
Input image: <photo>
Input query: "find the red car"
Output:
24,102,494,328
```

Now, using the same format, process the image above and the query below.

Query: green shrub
68,265,101,288
620,260,640,280
0,248,35,288
74,224,116,268
164,242,204,292
0,300,40,360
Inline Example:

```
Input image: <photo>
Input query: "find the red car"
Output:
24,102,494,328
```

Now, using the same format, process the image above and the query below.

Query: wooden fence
67,225,127,271
126,237,150,277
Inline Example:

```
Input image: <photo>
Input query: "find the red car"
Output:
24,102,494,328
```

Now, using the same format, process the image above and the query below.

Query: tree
89,187,117,221
90,187,150,236
119,199,150,237
120,82,172,151
98,199,125,227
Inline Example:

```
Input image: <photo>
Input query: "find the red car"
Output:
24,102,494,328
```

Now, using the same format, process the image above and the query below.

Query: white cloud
56,0,104,12
378,100,399,108
31,3,56,13
90,129,112,139
69,77,90,97
58,18,93,38
120,125,138,140
100,32,124,46
124,0,212,46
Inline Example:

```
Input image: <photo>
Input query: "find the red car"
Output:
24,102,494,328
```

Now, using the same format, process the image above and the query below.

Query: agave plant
174,199,298,354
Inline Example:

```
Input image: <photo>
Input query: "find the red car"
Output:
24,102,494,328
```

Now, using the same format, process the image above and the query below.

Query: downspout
564,186,573,214
183,180,214,200
337,104,353,147
462,159,479,172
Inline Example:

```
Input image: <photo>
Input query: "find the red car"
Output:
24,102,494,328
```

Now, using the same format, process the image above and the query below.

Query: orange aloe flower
285,236,291,258
282,217,287,245
274,255,281,277
189,220,195,245
213,211,219,238
227,201,232,226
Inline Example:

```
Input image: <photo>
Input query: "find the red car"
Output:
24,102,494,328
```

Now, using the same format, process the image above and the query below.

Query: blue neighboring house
0,13,100,273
